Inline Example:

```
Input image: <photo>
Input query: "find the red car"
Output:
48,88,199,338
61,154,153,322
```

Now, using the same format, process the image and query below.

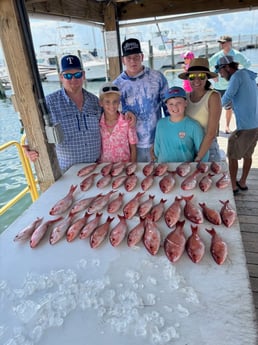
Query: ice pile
0,257,200,345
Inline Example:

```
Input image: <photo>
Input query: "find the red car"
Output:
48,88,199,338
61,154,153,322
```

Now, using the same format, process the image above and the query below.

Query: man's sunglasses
63,71,83,80
188,73,207,81
102,86,119,92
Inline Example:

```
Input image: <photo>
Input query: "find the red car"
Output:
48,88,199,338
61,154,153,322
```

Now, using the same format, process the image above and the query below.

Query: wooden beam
24,0,258,23
117,0,258,21
25,0,104,23
103,2,121,80
0,0,61,191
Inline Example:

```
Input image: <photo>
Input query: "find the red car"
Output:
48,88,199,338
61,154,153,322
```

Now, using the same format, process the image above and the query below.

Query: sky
1,8,258,60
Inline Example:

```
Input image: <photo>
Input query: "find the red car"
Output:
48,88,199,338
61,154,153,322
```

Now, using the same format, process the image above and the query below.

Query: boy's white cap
99,82,121,97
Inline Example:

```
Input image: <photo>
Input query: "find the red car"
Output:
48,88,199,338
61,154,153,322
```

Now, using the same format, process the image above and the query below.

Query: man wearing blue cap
24,54,102,172
154,86,208,162
216,56,258,194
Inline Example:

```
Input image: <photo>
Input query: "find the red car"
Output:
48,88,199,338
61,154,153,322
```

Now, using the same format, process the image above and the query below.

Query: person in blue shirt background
209,35,251,134
216,56,258,194
113,38,169,162
154,86,208,163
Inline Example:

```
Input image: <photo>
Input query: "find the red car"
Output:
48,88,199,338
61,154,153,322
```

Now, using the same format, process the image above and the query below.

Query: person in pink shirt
182,51,195,92
99,82,138,162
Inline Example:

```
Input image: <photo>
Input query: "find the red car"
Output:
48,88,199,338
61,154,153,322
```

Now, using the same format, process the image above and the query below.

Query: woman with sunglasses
178,58,222,162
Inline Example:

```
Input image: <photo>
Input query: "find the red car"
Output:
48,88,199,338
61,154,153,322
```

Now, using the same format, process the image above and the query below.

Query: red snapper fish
127,219,145,247
196,161,209,173
112,175,127,189
66,212,91,242
181,169,200,190
164,220,186,263
159,171,176,193
216,173,230,189
77,163,98,177
49,185,77,215
199,202,222,225
206,228,228,265
111,162,125,176
49,215,74,245
87,190,116,214
69,194,101,217
96,174,112,189
175,162,191,177
101,162,113,176
80,173,99,191
123,191,145,219
107,192,124,213
142,161,155,176
141,175,155,191
154,163,168,176
109,215,128,247
124,173,138,192
164,196,183,228
79,213,102,239
199,173,214,192
182,195,203,224
185,225,205,263
126,162,137,176
14,217,43,242
210,161,222,174
149,198,167,222
138,195,155,218
30,217,62,248
90,216,114,248
219,200,237,227
143,216,161,255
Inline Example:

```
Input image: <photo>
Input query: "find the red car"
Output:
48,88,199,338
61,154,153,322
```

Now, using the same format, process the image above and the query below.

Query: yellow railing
0,134,39,216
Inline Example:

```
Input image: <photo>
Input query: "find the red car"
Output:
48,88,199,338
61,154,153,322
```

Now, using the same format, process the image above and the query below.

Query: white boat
0,65,11,90
36,43,59,80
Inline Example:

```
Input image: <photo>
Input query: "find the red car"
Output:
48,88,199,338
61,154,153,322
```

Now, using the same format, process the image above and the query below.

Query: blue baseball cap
164,86,186,102
215,55,237,73
61,55,82,72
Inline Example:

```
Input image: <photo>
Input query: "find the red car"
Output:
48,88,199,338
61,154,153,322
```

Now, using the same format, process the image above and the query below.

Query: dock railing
0,134,39,216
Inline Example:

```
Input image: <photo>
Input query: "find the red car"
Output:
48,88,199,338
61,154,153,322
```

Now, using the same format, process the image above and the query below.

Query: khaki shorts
227,128,258,159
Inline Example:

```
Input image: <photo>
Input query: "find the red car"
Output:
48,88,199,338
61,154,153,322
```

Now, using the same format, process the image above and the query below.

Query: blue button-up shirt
46,88,102,172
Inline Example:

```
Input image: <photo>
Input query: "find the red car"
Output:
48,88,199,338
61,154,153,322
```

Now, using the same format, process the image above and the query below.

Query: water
1,48,258,233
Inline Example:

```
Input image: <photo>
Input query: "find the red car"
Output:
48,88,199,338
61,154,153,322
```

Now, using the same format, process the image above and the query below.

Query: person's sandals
236,181,248,191
233,188,239,195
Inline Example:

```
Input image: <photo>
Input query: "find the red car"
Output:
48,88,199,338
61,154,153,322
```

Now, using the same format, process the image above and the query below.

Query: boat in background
38,25,107,82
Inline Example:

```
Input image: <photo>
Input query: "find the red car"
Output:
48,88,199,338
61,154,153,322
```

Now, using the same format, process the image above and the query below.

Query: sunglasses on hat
62,71,83,80
102,85,119,93
188,73,207,81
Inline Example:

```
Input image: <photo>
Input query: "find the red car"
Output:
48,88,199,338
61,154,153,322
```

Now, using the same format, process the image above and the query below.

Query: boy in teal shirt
154,86,208,162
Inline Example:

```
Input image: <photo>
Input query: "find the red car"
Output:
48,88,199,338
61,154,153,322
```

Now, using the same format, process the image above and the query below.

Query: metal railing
0,134,39,216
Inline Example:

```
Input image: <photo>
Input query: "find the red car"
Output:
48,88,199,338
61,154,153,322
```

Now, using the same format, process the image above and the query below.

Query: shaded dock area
218,114,258,321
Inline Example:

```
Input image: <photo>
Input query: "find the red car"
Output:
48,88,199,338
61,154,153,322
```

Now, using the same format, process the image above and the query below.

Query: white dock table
0,163,257,345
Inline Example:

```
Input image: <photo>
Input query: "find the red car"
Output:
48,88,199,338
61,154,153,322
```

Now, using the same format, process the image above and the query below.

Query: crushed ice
0,256,199,345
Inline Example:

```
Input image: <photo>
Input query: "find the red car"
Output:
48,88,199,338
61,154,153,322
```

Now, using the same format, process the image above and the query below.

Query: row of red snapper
77,161,230,193
14,162,235,265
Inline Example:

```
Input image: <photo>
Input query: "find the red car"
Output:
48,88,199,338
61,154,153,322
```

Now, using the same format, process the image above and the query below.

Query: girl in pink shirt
99,82,138,162
182,51,195,92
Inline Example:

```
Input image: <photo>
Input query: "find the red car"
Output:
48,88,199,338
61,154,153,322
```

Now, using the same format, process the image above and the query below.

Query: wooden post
171,39,175,68
0,0,61,192
103,2,121,80
148,40,153,69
